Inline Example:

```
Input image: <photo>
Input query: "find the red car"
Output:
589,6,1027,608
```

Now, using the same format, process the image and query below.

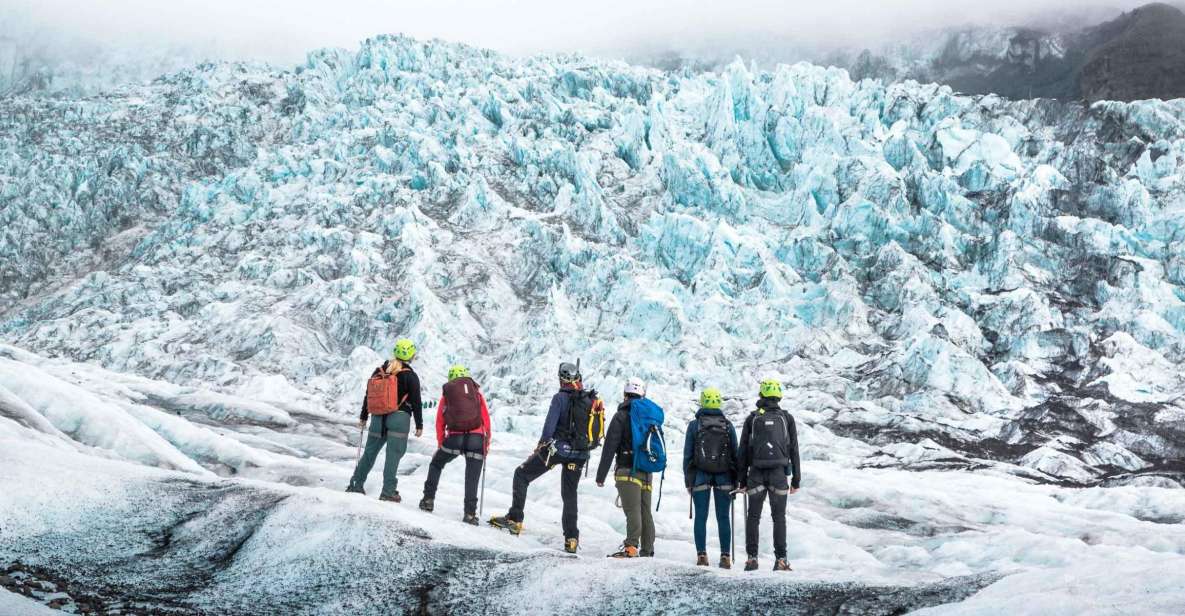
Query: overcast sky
2,0,1153,65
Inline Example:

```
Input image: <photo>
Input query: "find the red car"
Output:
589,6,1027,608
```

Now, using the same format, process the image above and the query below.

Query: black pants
744,467,790,559
422,433,485,516
508,450,585,540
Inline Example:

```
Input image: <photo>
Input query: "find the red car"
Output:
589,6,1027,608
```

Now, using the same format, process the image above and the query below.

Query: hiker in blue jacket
489,362,605,554
683,387,739,569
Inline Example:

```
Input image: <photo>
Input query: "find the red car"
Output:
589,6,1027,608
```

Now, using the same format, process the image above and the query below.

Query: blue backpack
629,396,667,509
630,397,667,474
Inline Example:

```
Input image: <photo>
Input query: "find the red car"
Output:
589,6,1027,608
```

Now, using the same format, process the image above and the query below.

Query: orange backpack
366,367,407,415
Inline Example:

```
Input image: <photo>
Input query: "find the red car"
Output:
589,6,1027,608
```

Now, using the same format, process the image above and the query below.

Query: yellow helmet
448,364,470,380
759,378,782,399
699,387,723,410
393,338,417,361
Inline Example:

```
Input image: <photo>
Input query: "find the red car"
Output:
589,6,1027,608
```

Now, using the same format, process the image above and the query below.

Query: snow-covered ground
3,346,1184,613
2,32,1184,613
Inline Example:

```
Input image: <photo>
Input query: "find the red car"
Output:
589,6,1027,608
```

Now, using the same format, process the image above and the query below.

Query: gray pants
349,412,411,498
615,468,655,553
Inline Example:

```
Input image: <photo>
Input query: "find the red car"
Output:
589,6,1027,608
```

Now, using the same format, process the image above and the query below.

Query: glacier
2,34,1184,614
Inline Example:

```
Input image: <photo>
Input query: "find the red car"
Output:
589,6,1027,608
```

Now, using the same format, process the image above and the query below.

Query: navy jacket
540,384,590,461
683,407,739,488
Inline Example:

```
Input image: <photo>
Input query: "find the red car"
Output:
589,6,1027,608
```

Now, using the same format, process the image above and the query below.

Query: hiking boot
488,515,523,536
695,553,710,566
744,558,759,572
774,558,793,572
418,497,434,512
608,545,639,558
564,538,579,554
462,514,479,526
719,554,732,569
379,492,401,503
345,485,365,495
640,550,654,558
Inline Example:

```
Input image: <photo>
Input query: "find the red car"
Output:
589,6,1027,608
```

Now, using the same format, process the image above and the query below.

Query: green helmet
759,378,782,399
699,387,723,410
393,338,417,362
448,364,470,380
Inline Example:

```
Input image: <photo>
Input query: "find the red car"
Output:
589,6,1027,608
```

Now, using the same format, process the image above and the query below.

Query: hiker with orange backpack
489,361,605,554
419,365,491,525
346,339,423,502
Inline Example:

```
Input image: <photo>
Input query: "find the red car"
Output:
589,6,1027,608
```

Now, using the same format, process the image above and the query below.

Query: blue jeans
692,487,732,555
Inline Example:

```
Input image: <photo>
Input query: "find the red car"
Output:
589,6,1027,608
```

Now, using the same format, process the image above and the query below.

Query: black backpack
562,389,605,451
749,409,791,469
693,414,733,474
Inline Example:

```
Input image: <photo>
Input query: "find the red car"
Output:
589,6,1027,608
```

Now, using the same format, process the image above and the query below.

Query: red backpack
365,366,406,415
441,377,483,432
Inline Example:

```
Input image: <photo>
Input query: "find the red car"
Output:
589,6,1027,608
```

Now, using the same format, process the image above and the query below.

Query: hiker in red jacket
419,365,491,524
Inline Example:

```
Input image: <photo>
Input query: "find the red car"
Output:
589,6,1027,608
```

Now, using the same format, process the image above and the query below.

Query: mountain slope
848,3,1185,102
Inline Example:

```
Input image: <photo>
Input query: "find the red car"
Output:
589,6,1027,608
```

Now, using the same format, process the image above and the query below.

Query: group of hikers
346,339,803,572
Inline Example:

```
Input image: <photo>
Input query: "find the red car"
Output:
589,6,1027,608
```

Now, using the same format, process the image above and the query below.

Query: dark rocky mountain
1078,3,1185,102
851,3,1185,102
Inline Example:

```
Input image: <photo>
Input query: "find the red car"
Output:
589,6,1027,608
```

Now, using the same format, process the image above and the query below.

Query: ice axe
732,487,746,564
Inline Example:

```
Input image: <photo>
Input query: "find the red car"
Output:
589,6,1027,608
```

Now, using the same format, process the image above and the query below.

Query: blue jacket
683,407,738,488
540,385,590,461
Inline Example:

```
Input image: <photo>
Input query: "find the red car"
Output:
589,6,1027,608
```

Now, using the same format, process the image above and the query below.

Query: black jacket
736,397,801,489
595,397,637,483
359,361,424,430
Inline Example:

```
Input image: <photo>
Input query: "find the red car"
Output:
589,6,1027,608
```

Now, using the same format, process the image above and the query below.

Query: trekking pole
479,433,489,517
688,494,693,520
479,456,487,518
355,424,365,462
730,494,736,564
741,491,747,560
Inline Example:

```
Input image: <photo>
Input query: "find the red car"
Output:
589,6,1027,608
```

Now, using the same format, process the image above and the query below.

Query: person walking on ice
737,378,801,572
419,365,491,525
346,338,423,502
489,361,605,554
683,387,738,569
596,377,663,559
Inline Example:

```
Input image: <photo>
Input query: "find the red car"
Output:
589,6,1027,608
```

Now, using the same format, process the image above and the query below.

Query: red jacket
436,392,491,453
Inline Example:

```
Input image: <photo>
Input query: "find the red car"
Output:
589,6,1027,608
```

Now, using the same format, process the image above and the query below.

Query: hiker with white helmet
596,376,666,558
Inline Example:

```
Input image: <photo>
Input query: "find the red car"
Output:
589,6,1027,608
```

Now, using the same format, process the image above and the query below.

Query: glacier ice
2,33,1185,613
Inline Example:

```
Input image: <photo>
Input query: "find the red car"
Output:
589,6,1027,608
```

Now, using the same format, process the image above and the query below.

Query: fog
0,0,1155,67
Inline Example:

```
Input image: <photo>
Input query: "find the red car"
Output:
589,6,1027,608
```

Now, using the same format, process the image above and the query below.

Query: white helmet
624,377,646,397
